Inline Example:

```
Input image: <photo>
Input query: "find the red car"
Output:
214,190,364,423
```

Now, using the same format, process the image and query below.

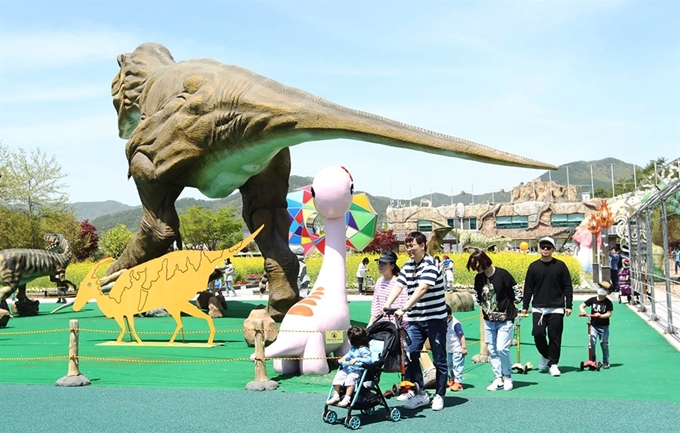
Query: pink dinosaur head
311,166,354,219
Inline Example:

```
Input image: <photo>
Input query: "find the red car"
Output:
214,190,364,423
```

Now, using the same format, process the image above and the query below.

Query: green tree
100,224,134,258
179,206,243,250
0,144,72,248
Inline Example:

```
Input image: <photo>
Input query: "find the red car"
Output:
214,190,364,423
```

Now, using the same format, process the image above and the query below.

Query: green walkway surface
2,299,679,432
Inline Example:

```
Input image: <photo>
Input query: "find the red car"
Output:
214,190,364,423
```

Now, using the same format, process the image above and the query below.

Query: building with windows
386,179,600,252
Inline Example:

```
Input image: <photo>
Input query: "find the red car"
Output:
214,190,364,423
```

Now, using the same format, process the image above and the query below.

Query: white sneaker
503,376,513,391
404,392,430,409
396,390,414,401
337,396,352,407
539,356,549,372
486,377,504,391
326,394,341,405
549,364,561,376
431,394,444,411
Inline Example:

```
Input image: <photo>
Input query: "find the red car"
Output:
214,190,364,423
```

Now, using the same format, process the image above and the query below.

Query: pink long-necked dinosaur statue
252,166,353,375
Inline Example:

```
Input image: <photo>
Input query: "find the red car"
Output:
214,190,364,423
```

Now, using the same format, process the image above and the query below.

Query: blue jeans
485,320,514,378
225,280,235,294
590,325,610,364
406,318,448,397
447,351,465,383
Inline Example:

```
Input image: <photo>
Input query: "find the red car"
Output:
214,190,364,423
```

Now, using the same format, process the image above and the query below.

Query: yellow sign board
325,330,344,345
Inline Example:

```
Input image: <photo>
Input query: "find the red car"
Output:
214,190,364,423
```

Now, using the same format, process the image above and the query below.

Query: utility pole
566,166,571,199
610,164,615,198
590,165,595,198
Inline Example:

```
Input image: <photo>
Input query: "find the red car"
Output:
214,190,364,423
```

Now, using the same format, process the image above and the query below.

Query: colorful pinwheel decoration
287,186,378,256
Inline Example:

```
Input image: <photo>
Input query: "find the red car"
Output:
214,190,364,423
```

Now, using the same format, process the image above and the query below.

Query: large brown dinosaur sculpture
108,42,556,321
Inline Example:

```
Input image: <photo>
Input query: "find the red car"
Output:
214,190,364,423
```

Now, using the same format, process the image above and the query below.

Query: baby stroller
323,319,403,429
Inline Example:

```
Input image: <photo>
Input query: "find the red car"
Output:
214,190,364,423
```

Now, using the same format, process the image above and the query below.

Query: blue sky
1,0,678,206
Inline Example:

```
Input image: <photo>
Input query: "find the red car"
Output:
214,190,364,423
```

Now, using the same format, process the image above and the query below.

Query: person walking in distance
521,237,573,377
382,231,448,411
223,258,236,297
356,257,369,294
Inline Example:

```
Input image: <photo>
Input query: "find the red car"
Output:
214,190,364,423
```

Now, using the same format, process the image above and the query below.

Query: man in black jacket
520,237,573,377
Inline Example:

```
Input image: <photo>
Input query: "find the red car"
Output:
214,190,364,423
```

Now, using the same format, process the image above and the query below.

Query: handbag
486,311,508,322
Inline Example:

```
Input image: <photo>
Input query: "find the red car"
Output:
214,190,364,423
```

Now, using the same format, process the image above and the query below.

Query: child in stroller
323,323,402,429
326,326,372,407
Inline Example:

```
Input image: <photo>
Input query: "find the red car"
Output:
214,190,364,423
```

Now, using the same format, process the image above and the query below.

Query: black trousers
610,269,619,292
531,312,565,366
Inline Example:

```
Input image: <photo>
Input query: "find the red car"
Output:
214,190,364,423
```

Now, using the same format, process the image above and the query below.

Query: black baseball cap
375,251,398,263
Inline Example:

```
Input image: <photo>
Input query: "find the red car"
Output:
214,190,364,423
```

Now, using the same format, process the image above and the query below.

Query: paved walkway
6,293,680,433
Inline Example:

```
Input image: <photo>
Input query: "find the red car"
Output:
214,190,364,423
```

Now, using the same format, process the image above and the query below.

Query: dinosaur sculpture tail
265,84,557,171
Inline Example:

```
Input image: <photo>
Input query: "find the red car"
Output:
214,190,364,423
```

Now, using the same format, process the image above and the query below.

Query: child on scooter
579,281,614,369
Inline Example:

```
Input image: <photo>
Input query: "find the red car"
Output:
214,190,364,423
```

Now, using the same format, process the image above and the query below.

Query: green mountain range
74,158,637,234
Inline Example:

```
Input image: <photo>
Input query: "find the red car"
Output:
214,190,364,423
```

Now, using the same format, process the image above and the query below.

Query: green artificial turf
1,299,678,404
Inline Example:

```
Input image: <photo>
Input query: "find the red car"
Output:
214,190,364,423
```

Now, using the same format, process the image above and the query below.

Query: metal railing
620,161,679,345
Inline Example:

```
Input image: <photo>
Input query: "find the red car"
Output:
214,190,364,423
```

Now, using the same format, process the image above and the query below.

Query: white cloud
0,84,105,104
0,30,138,68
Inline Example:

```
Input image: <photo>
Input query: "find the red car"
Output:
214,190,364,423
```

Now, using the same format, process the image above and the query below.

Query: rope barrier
0,328,69,335
0,355,68,361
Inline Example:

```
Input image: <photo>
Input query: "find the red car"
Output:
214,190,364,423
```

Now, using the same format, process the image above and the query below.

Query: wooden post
478,312,488,357
472,312,489,363
253,319,268,382
67,319,81,377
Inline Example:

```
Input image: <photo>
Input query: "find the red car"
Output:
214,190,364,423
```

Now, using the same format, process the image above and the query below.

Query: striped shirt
370,276,409,328
396,254,447,321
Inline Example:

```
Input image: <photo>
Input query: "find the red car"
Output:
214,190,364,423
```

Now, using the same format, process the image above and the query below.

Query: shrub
25,251,582,291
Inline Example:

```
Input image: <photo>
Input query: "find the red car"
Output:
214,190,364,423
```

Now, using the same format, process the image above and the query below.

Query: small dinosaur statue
0,233,76,314
454,229,511,251
107,43,556,321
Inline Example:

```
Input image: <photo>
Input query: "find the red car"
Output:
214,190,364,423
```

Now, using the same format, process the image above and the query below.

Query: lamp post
589,200,615,283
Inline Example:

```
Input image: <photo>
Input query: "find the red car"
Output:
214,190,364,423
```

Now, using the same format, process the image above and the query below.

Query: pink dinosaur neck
316,215,347,303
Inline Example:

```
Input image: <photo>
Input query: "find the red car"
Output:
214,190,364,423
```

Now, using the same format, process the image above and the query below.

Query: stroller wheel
346,415,361,430
579,361,585,371
361,407,375,416
323,410,337,424
389,408,401,422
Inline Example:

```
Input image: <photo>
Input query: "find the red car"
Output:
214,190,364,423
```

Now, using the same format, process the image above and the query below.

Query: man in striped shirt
383,231,448,411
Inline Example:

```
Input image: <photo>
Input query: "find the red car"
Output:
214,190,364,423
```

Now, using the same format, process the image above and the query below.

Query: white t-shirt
357,262,367,278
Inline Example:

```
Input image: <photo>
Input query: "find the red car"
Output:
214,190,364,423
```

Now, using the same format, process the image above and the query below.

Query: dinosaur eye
350,183,354,195
310,187,315,198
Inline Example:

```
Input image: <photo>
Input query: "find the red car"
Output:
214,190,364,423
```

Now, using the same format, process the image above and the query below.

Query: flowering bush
24,250,582,291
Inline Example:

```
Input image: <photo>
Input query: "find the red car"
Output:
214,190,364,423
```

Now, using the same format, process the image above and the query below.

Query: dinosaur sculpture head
44,233,67,253
112,43,176,139
311,166,354,219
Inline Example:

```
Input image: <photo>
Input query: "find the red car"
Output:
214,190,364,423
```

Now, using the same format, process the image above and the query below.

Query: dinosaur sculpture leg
0,285,14,306
240,149,299,322
106,152,184,276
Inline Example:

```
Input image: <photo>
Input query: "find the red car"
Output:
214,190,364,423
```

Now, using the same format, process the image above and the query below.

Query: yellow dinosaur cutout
74,226,263,345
